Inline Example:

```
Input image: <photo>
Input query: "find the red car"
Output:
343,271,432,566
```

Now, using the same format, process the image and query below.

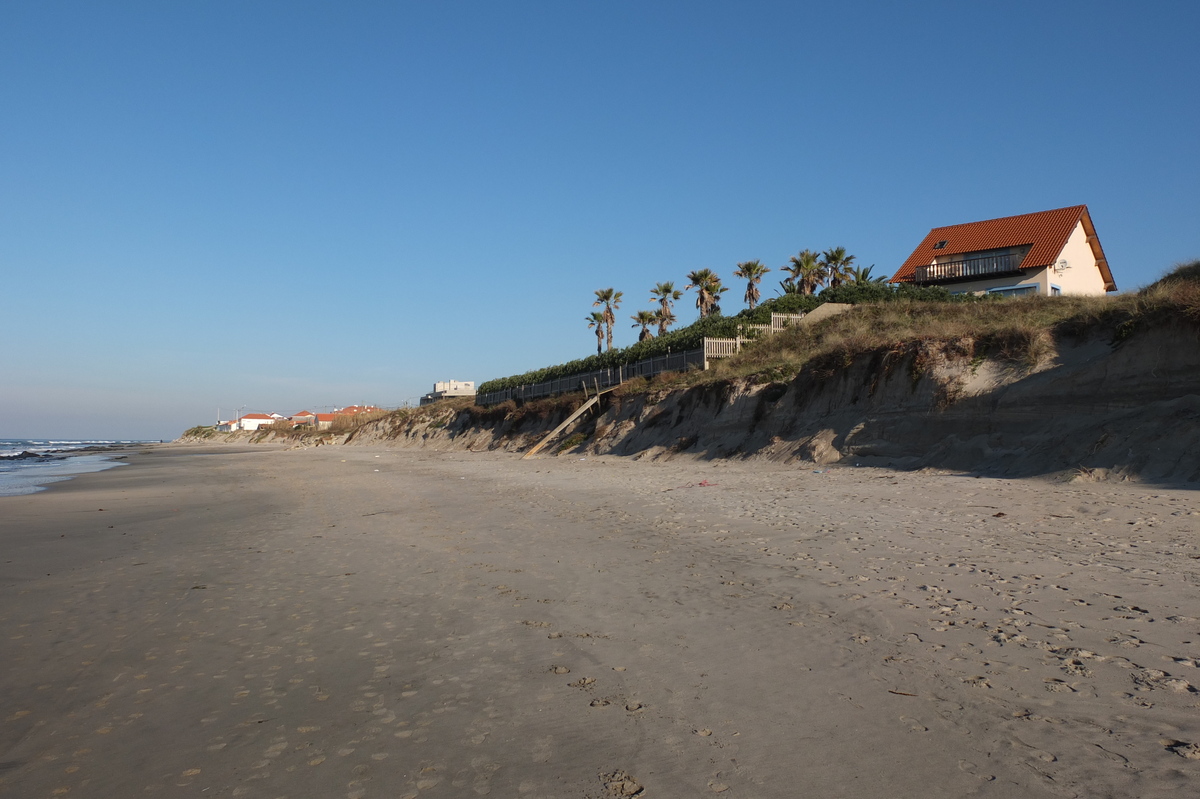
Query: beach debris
551,665,570,674
665,479,719,491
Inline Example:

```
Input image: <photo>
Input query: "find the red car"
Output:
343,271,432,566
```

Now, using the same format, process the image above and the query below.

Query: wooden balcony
914,253,1022,284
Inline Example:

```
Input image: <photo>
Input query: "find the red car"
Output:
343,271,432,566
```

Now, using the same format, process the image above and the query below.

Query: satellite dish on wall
1055,259,1070,275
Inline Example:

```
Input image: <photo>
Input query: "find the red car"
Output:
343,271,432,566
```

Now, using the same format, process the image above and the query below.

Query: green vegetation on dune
479,261,1200,398
697,260,1200,387
477,284,990,395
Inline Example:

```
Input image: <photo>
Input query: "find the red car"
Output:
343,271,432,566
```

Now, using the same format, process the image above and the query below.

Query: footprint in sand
600,769,644,797
1162,739,1200,760
1131,669,1195,693
957,760,995,781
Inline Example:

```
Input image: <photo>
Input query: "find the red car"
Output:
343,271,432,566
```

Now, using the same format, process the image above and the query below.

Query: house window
933,240,948,250
988,285,1039,298
1050,285,1062,296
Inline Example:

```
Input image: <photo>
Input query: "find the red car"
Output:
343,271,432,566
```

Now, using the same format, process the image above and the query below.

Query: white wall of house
1049,222,1109,295
237,416,275,431
947,267,1049,296
433,380,475,395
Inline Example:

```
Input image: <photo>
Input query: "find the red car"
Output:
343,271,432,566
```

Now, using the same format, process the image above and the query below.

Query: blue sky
2,1,1197,440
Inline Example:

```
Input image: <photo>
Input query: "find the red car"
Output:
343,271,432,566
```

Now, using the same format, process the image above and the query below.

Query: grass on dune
658,260,1200,389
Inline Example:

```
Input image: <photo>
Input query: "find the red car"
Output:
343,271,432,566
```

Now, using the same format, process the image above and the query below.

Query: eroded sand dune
342,322,1200,485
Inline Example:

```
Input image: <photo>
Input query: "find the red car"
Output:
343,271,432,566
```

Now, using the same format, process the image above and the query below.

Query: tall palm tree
586,311,606,356
653,307,676,337
593,288,623,351
631,310,657,342
821,247,857,290
649,281,683,318
851,264,886,285
784,249,826,296
733,260,771,310
684,269,728,318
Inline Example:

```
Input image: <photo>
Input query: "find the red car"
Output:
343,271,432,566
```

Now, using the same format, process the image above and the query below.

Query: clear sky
2,1,1197,440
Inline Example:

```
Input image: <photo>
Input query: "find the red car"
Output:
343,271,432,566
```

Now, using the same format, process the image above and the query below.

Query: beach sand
2,445,1199,797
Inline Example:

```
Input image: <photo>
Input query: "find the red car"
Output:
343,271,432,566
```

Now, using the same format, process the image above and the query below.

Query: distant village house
889,205,1116,297
421,380,476,405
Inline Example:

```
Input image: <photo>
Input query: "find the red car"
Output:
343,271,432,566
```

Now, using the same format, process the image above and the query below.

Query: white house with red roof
889,205,1116,297
235,413,277,431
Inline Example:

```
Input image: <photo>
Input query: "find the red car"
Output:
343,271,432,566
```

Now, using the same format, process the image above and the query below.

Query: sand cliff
343,321,1200,482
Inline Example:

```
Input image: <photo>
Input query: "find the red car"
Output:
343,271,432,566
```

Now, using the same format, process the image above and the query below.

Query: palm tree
821,247,857,289
649,281,682,318
784,249,826,296
851,264,886,285
586,311,606,356
653,307,676,337
733,260,771,310
592,288,623,351
631,310,657,342
684,269,728,318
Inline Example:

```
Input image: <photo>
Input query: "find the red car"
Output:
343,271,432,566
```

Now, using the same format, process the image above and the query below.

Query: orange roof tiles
891,205,1114,290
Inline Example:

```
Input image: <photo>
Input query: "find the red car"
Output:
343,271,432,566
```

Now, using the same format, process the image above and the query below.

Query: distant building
290,411,317,426
889,205,1116,297
334,405,383,416
235,413,277,431
421,380,476,405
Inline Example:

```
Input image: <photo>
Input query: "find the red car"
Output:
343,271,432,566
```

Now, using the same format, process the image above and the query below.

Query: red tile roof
240,413,274,420
890,205,1115,290
335,405,382,415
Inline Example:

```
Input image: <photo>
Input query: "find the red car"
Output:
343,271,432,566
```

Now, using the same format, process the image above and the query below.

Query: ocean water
0,439,147,497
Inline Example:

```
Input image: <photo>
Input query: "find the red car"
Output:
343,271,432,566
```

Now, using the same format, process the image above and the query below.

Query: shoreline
2,445,1198,797
0,443,157,497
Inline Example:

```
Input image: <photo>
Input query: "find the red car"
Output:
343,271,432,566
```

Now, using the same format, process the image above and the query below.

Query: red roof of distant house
890,205,1115,290
335,405,382,415
241,413,274,420
291,411,316,418
315,413,337,422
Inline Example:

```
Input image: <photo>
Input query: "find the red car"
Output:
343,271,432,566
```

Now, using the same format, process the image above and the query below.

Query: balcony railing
914,253,1021,284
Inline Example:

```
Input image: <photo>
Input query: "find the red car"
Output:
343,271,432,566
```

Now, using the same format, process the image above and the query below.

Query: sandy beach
2,445,1199,798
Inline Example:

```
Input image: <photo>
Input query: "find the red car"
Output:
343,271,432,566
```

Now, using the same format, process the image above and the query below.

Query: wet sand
2,444,1199,798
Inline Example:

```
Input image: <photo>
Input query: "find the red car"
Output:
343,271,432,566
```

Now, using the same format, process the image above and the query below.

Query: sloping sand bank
2,446,1198,797
349,322,1200,483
